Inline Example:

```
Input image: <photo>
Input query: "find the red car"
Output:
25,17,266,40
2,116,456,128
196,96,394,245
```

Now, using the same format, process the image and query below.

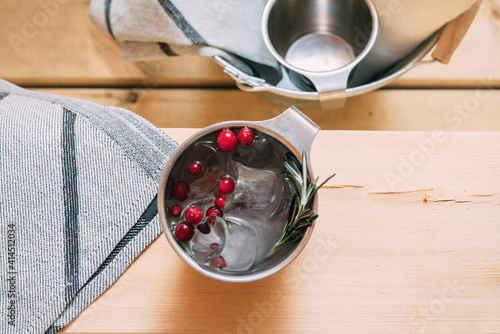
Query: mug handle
305,69,352,110
258,106,319,160
431,0,482,64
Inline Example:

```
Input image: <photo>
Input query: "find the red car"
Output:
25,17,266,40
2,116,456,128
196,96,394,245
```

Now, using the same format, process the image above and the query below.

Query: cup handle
306,69,352,110
259,106,320,161
213,55,267,88
431,0,482,64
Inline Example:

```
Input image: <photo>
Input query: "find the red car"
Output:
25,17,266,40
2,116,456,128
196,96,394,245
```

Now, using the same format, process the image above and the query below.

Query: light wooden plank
34,87,500,131
0,0,231,87
0,0,498,87
60,129,500,333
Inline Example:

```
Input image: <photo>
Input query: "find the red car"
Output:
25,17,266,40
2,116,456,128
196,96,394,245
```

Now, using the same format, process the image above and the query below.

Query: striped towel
89,0,282,84
0,79,178,333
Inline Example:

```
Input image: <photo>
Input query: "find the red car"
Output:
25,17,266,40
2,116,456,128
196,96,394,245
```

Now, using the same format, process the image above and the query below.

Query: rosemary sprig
266,151,336,258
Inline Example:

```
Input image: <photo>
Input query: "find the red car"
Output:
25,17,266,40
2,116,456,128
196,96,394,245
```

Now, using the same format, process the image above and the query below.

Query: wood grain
0,0,231,87
0,0,498,88
60,129,500,333
33,88,500,131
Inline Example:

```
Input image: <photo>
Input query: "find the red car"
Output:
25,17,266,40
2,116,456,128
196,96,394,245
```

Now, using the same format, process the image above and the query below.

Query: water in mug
167,128,299,272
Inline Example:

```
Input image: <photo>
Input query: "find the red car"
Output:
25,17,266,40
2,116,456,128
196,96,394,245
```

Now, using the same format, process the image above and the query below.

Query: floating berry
210,255,227,269
237,127,254,146
169,204,182,217
218,177,235,194
210,243,219,250
185,206,203,224
217,129,237,153
197,222,210,234
173,181,190,201
215,196,226,209
188,162,202,176
175,222,194,242
206,215,216,227
206,206,223,218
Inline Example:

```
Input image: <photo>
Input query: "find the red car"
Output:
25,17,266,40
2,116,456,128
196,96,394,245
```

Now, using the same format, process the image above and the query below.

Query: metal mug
158,107,320,282
262,0,379,109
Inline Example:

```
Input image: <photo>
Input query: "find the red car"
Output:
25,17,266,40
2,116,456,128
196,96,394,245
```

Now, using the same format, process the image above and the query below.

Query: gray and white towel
0,79,178,333
89,0,282,84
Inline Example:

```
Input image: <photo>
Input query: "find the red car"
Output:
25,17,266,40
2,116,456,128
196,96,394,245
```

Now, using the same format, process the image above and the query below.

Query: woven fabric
88,0,282,84
0,79,178,333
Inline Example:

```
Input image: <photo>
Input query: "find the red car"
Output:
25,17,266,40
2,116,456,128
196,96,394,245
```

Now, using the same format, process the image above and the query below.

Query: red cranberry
206,206,223,218
188,162,202,176
210,255,227,269
173,181,190,201
215,196,226,209
175,222,194,242
217,129,237,153
197,222,210,234
169,204,182,217
218,177,235,194
237,127,254,146
184,206,203,224
210,243,219,250
206,216,216,227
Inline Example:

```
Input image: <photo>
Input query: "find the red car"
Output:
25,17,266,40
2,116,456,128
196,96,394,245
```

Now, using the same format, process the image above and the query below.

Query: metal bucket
215,30,439,109
214,0,481,110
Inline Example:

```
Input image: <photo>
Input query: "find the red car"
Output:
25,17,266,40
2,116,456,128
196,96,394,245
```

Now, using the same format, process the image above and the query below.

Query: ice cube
226,213,286,263
232,135,274,168
189,165,221,196
189,216,225,263
188,141,221,168
232,162,277,211
268,174,295,219
218,219,258,271
190,216,259,271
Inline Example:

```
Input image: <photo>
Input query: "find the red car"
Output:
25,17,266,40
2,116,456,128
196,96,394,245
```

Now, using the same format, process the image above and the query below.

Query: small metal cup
262,0,378,109
158,107,320,282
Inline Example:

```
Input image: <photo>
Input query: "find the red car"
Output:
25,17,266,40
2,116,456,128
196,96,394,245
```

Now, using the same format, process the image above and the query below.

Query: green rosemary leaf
300,213,318,222
294,221,315,230
265,151,335,259
309,173,336,200
279,233,304,246
287,196,298,223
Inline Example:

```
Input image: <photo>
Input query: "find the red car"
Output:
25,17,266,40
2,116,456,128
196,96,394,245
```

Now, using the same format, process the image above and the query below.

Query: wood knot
127,91,139,104
423,194,429,203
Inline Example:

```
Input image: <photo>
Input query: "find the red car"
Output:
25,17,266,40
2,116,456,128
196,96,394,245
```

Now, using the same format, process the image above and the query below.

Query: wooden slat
0,0,231,87
60,129,500,333
0,0,498,87
34,87,500,131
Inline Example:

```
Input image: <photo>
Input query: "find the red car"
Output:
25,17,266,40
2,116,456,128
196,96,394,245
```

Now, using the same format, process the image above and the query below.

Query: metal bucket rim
215,28,442,104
